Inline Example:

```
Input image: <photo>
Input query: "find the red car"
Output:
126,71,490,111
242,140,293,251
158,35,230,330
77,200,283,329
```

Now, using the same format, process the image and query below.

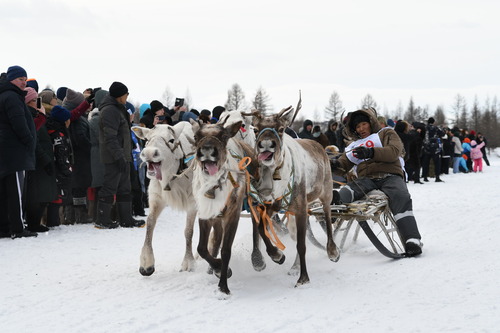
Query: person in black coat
406,122,425,184
298,119,315,140
24,89,58,232
325,119,338,147
64,89,93,224
0,66,38,238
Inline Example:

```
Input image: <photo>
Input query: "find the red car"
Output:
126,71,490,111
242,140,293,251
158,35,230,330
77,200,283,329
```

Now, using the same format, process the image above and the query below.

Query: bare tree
434,105,446,126
252,86,272,113
403,97,417,123
394,101,404,121
360,94,378,110
225,83,247,111
184,88,193,111
324,91,344,121
470,96,481,131
451,94,466,127
161,86,174,108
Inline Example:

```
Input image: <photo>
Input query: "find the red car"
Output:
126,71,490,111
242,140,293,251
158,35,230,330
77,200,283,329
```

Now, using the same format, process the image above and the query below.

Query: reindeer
191,118,261,295
132,122,205,275
245,106,340,287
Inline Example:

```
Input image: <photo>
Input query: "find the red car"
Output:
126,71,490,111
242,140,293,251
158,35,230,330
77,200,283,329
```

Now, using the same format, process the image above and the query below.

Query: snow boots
116,201,145,228
94,201,119,229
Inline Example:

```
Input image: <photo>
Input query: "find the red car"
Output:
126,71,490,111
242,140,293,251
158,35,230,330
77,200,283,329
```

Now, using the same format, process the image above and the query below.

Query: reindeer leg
207,218,223,275
251,216,266,271
197,219,223,275
322,199,340,262
139,189,165,276
180,209,197,272
218,212,240,295
258,215,285,265
294,209,310,287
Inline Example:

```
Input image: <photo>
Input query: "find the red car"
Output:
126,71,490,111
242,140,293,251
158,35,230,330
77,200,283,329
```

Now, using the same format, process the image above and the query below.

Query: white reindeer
245,106,340,287
132,122,203,275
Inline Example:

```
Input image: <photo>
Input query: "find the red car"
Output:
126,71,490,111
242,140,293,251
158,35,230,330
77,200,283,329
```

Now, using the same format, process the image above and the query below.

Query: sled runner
307,189,406,259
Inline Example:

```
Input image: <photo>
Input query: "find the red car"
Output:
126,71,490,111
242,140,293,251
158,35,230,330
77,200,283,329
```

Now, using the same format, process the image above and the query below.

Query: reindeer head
132,123,193,181
191,119,243,176
245,106,294,168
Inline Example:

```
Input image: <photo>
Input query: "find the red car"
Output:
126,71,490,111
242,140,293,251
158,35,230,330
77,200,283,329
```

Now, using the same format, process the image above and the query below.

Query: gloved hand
117,158,127,173
44,163,54,176
352,146,374,159
85,90,95,104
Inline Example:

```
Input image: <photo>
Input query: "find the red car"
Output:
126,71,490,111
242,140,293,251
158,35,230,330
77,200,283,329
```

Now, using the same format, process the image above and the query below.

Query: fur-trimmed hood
343,108,381,140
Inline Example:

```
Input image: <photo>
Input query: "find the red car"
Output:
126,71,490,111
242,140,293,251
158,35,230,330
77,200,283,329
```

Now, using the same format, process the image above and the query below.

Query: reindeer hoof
251,250,266,272
271,252,285,265
214,268,232,279
139,265,155,276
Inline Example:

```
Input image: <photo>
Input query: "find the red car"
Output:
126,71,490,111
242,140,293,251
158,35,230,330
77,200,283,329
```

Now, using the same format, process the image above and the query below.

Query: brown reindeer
190,118,261,295
245,106,340,287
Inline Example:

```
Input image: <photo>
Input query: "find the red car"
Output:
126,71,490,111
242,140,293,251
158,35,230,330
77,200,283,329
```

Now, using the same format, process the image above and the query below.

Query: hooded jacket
0,75,36,178
335,108,405,179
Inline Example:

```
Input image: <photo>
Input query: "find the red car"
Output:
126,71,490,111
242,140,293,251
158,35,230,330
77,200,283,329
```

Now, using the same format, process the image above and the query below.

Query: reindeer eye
278,127,285,134
253,128,259,134
169,139,175,144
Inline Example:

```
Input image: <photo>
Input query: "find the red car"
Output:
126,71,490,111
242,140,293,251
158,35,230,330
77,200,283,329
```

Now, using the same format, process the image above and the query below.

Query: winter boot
94,201,119,229
116,201,145,228
63,205,76,225
405,238,423,257
46,203,61,227
132,191,146,217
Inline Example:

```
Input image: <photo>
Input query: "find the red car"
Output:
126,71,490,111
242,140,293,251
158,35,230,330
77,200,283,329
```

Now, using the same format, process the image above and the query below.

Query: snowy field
1,153,499,333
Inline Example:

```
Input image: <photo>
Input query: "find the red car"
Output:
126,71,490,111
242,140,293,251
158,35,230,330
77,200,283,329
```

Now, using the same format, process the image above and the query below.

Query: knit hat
463,138,471,144
109,81,128,98
471,140,477,148
62,88,84,111
6,65,27,81
387,118,395,127
24,87,38,104
200,109,211,117
26,79,39,92
39,90,56,104
126,101,135,115
150,100,164,113
56,87,68,101
470,130,476,137
427,117,435,124
212,106,225,120
350,112,371,132
51,105,71,123
139,103,150,118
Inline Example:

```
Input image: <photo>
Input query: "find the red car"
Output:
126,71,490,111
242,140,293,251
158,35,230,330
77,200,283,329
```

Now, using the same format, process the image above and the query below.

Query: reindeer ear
132,126,149,140
227,120,243,138
281,106,295,126
190,118,201,134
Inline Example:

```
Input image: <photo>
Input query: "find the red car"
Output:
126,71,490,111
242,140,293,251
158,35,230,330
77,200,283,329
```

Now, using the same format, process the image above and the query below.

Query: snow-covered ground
2,153,499,333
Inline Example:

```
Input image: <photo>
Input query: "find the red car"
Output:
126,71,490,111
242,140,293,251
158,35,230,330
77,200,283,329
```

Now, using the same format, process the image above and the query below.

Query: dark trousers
421,153,441,179
0,171,26,233
100,161,131,202
338,175,422,241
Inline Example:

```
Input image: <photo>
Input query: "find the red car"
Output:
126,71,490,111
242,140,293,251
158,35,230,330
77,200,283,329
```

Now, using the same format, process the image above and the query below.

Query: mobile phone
157,115,166,121
36,97,42,109
175,98,184,107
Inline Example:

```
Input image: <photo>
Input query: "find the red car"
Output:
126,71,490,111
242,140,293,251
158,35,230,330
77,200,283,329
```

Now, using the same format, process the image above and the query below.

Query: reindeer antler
290,90,302,124
241,109,262,117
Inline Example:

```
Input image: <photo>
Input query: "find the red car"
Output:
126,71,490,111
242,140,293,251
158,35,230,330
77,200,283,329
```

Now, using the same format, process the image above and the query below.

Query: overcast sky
2,0,499,120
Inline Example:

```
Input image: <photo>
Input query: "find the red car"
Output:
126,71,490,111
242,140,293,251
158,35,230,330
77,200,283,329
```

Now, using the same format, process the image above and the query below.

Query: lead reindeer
191,118,260,295
132,122,206,275
245,106,340,287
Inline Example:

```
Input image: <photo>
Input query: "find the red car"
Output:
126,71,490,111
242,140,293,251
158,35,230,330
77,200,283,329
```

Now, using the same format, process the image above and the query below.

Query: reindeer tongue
258,151,273,161
204,162,219,176
148,162,162,180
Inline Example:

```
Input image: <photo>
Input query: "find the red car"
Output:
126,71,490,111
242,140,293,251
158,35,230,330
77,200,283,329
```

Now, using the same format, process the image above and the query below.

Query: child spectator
470,140,485,172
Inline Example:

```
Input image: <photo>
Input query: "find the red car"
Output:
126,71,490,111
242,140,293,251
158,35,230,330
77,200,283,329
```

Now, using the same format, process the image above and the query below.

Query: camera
174,98,184,107
36,97,42,109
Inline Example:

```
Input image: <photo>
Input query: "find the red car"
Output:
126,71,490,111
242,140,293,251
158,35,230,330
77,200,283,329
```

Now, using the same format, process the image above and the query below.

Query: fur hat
109,81,128,98
51,105,71,123
39,90,56,105
24,87,38,104
62,88,84,111
350,113,371,132
150,100,164,113
6,65,27,81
